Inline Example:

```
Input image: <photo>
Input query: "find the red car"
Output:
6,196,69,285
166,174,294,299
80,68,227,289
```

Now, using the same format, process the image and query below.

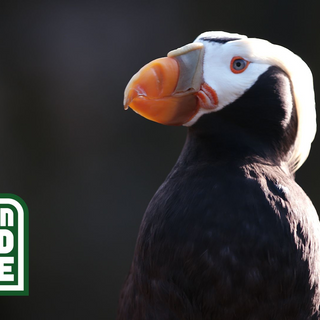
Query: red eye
230,56,250,74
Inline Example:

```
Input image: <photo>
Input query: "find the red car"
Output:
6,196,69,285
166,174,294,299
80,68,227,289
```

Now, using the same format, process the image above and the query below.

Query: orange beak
124,43,205,126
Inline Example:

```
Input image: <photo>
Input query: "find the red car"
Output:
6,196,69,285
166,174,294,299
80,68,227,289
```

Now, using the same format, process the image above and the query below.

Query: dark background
0,0,319,319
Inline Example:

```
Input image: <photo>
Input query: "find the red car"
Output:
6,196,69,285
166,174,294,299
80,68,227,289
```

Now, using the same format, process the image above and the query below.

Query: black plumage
118,55,320,318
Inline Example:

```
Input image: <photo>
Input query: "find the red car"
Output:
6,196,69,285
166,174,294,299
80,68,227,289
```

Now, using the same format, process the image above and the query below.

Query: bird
117,31,320,319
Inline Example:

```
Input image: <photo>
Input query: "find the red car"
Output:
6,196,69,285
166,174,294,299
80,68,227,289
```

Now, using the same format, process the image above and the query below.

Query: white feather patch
184,32,316,172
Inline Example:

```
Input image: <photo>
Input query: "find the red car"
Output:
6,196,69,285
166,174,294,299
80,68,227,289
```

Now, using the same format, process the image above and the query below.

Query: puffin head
124,31,316,172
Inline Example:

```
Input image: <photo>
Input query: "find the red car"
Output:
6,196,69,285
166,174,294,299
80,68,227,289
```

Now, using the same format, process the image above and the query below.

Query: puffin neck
178,66,298,169
178,122,278,168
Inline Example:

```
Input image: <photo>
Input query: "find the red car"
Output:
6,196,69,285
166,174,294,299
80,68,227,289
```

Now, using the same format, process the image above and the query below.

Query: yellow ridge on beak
124,43,205,126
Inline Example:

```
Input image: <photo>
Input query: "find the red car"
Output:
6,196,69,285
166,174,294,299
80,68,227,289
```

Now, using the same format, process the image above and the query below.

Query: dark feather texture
117,66,320,319
199,37,242,44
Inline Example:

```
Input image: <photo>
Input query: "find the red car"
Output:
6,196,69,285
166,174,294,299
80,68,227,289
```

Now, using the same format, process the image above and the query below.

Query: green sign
0,194,28,295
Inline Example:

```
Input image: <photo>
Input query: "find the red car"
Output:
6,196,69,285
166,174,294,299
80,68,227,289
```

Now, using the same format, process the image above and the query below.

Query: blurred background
0,0,319,319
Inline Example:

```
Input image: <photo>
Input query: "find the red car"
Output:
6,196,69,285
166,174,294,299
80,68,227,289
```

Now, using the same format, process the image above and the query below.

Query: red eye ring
230,56,250,74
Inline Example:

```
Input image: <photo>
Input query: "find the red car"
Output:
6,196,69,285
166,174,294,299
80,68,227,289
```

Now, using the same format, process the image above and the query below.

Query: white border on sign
0,199,24,291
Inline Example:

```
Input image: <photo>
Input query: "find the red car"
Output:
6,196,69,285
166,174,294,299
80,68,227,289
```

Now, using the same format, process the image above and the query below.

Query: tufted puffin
117,31,320,319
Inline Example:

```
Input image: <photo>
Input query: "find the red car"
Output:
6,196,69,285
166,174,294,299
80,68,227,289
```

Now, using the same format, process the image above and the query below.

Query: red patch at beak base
196,83,219,110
